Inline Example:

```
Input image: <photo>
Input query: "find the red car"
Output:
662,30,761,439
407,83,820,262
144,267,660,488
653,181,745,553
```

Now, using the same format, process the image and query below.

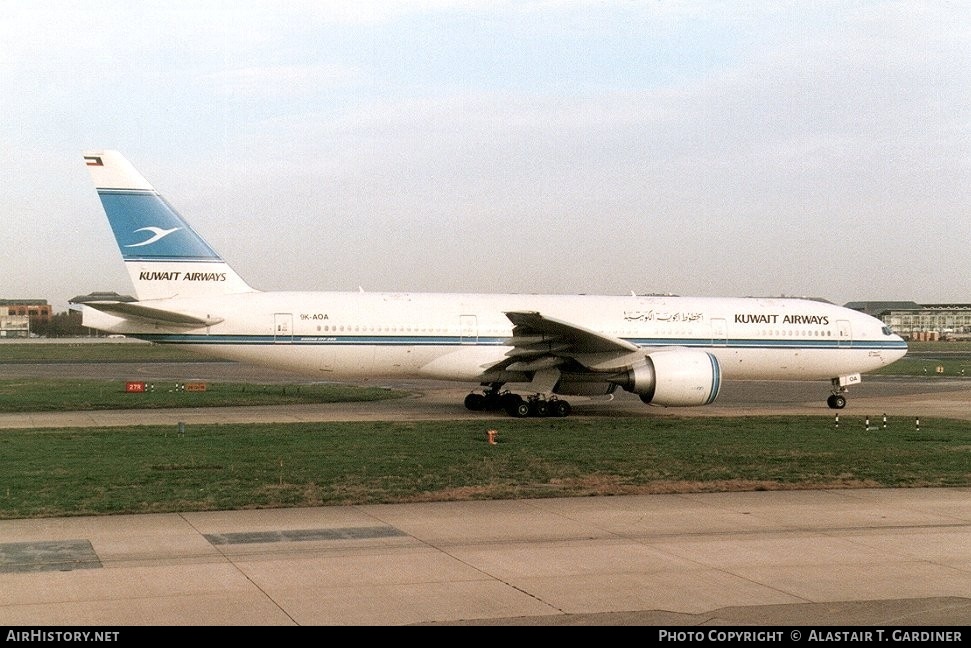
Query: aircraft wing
79,301,224,327
500,310,641,372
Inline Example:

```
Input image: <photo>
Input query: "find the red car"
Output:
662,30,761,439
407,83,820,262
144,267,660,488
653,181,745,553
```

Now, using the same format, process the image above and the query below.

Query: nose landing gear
827,375,855,409
827,393,847,409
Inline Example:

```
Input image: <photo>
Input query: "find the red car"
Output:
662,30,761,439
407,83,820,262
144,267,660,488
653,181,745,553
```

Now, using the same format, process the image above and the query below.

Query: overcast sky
3,1,969,312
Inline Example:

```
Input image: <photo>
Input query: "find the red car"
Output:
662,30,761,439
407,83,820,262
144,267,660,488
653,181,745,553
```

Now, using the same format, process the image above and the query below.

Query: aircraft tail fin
83,150,256,301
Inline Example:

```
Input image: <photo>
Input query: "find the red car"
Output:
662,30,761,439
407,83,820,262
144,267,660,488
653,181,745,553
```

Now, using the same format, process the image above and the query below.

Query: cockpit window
882,326,893,336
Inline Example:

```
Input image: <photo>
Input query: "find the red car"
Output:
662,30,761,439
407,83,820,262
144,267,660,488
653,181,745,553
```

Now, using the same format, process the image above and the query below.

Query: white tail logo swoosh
126,226,181,247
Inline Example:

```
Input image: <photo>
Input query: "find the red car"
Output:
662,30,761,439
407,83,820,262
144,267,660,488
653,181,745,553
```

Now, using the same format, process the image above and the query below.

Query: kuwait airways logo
126,226,181,247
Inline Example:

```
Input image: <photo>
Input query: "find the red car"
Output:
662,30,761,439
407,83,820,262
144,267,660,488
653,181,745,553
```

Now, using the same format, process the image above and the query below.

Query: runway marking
204,525,406,545
0,540,101,573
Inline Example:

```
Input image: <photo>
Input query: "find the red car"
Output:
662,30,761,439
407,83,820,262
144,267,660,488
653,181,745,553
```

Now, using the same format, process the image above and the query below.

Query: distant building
0,299,52,337
0,314,30,338
846,301,971,341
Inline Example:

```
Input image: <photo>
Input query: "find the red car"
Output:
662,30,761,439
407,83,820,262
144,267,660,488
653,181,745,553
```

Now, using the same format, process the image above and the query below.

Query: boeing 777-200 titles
72,150,908,417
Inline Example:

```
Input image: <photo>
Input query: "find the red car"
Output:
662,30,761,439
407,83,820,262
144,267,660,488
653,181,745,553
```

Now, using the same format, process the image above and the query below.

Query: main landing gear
464,383,573,418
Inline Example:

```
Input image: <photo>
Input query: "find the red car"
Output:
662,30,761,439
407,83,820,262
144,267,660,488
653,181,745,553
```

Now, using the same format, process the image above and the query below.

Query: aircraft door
837,319,851,347
711,318,727,346
274,313,293,343
460,315,478,344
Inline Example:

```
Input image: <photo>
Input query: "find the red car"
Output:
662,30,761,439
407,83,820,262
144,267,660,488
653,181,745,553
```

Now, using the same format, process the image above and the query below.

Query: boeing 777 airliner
71,150,908,417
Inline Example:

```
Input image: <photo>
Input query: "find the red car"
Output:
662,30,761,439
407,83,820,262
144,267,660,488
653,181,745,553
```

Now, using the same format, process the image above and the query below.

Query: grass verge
0,342,200,363
1,415,968,519
0,379,406,412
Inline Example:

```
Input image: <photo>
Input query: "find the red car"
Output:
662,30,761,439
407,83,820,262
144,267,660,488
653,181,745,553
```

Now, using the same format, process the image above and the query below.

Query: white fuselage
84,291,908,384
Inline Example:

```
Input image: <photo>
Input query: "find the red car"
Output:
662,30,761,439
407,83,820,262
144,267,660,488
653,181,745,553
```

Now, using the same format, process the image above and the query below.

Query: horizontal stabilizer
81,301,223,327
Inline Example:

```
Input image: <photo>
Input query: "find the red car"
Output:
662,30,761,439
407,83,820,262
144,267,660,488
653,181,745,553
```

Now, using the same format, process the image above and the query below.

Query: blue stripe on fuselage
130,333,908,353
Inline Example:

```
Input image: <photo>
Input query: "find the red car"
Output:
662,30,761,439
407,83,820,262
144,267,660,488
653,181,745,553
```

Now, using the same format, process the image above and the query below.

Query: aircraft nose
891,335,908,361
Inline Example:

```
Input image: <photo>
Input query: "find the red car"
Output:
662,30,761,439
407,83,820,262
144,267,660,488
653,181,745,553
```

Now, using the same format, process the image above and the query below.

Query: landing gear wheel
529,399,549,417
464,382,509,412
827,394,846,409
549,400,572,417
507,401,530,417
500,393,522,412
464,393,485,411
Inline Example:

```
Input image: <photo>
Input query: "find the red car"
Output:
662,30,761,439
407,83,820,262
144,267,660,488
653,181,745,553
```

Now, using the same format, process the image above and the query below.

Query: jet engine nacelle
621,350,722,407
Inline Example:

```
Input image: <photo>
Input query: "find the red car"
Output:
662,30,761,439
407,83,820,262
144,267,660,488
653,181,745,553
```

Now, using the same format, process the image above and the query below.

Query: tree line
30,311,89,337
